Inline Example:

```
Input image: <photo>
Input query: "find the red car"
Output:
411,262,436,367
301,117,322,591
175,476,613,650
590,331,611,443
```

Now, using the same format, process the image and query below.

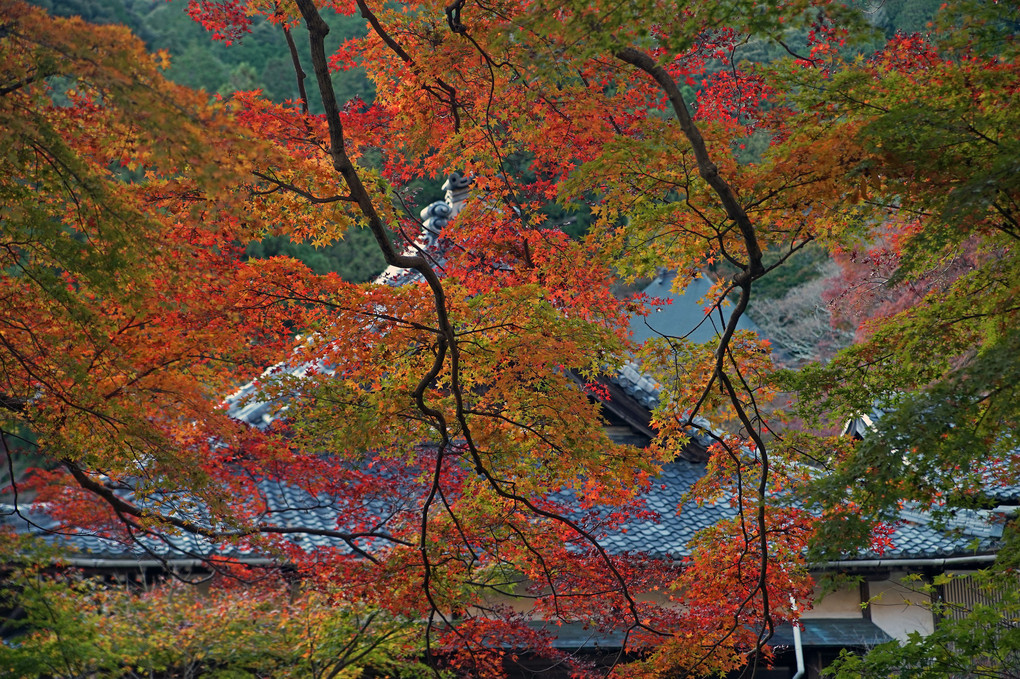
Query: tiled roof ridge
226,171,670,431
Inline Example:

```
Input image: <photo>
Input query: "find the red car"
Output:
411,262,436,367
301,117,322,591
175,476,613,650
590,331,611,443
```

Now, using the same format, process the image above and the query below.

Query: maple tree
3,0,1018,675
773,0,1020,555
769,3,1020,672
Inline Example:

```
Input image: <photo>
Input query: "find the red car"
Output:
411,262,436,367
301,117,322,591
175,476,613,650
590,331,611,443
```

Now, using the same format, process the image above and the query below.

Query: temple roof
2,173,1007,571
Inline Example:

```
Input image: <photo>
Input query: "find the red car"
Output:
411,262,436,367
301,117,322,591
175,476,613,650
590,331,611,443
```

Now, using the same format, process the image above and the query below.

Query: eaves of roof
3,453,1007,568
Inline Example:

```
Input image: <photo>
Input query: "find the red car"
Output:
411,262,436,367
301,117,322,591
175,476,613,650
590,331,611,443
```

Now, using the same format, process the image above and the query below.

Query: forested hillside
31,0,373,105
31,0,944,102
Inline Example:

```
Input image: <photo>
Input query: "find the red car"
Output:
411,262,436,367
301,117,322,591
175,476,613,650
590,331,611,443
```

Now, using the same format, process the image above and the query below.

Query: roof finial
442,171,471,217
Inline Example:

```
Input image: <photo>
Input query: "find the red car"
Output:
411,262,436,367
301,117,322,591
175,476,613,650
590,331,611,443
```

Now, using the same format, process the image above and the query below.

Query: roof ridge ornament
376,172,471,286
442,170,471,215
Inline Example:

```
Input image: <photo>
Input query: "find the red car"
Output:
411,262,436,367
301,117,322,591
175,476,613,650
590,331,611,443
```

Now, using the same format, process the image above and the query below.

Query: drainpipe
790,596,805,679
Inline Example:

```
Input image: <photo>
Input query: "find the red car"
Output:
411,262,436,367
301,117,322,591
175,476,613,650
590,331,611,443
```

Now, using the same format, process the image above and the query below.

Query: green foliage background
26,0,946,285
30,0,391,282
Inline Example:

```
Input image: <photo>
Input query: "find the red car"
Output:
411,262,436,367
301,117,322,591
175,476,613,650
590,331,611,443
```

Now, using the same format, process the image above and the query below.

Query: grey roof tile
1,455,1007,565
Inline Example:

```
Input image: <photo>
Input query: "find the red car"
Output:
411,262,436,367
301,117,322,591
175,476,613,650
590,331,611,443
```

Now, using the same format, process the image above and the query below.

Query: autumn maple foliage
3,0,1018,675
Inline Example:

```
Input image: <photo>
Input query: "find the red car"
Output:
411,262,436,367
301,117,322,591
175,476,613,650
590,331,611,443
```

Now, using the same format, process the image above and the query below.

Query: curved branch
615,47,764,280
282,23,310,114
253,170,356,203
62,459,410,563
294,0,671,656
616,45,782,663
354,0,461,131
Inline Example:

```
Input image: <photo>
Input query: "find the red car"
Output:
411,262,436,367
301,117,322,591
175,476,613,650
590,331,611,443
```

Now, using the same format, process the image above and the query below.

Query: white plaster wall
481,570,936,642
803,582,863,619
867,571,935,640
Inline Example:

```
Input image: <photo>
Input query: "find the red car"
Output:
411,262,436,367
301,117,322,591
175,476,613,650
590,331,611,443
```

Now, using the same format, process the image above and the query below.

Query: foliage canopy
1,0,1018,676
